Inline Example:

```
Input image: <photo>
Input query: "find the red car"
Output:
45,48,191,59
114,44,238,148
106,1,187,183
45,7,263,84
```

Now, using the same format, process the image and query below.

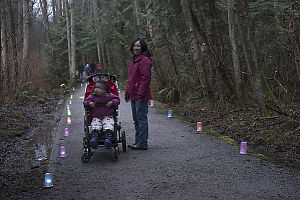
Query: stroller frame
81,73,126,163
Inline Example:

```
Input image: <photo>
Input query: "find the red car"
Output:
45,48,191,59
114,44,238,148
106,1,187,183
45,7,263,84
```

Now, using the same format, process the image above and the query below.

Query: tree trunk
69,0,76,83
57,0,62,17
39,0,52,43
64,0,72,79
52,0,57,23
93,0,102,64
22,0,30,83
227,0,241,97
180,0,209,97
6,0,19,90
234,0,264,106
133,0,143,36
1,1,8,93
17,0,23,44
289,5,300,81
101,44,107,68
106,43,111,70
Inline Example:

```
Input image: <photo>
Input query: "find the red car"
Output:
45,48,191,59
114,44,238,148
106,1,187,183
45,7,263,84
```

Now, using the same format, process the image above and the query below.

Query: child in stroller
82,73,126,163
83,80,120,149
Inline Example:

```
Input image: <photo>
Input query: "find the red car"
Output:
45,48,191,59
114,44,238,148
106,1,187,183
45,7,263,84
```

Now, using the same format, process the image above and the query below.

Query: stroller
81,73,126,163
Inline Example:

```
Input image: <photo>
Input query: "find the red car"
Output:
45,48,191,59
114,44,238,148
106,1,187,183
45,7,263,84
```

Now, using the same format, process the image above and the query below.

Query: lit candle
44,173,53,187
67,117,71,124
168,110,172,118
64,128,69,136
197,122,202,132
240,142,247,154
150,100,154,107
60,146,66,158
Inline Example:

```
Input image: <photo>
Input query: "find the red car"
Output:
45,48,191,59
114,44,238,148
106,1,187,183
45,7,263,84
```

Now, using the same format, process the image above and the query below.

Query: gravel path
43,85,300,200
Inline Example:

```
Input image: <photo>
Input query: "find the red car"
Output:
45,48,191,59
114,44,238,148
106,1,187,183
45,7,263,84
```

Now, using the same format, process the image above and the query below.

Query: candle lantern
69,100,72,104
60,146,66,158
168,110,172,118
66,105,70,110
44,173,53,187
64,128,69,136
70,95,73,99
67,109,71,116
150,100,154,107
240,142,247,154
67,117,72,124
197,122,202,132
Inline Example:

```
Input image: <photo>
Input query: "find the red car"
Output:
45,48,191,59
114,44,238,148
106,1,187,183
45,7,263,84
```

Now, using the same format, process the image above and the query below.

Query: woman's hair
130,38,151,57
92,80,110,93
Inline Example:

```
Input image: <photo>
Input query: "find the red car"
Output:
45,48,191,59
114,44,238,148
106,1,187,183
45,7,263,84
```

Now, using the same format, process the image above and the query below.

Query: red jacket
125,53,152,100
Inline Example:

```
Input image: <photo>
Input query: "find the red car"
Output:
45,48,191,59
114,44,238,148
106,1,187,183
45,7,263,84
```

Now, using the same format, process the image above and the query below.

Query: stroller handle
87,73,118,83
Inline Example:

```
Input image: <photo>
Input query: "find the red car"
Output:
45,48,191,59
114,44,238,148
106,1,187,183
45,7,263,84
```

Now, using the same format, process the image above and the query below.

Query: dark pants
130,100,149,147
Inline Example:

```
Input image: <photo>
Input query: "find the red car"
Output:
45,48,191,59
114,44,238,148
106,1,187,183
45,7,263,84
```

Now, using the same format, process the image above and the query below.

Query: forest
0,0,299,165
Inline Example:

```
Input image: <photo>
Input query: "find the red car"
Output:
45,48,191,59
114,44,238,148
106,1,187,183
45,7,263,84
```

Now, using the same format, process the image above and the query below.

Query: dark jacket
83,93,120,120
125,53,152,100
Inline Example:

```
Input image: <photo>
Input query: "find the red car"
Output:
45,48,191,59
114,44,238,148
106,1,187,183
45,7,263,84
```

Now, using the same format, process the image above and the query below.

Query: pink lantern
67,117,72,124
240,142,247,154
60,146,66,158
69,100,72,104
66,105,70,110
197,122,202,132
64,128,69,136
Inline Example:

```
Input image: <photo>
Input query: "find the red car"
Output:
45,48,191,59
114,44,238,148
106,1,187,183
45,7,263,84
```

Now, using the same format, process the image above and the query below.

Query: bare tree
39,0,52,43
69,0,76,83
93,0,102,64
6,0,19,90
1,1,8,93
227,0,241,97
234,0,264,106
133,0,143,36
63,0,72,80
180,0,209,97
22,0,30,82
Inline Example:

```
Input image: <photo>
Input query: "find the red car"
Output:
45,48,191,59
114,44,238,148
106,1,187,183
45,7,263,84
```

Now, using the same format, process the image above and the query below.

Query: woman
125,38,152,150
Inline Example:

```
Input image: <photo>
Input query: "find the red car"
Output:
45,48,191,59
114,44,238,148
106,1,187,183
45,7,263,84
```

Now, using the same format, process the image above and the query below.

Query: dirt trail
42,85,300,200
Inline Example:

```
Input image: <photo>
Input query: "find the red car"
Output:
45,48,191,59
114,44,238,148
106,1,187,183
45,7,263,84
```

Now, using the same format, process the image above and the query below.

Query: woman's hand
89,101,95,108
106,101,113,108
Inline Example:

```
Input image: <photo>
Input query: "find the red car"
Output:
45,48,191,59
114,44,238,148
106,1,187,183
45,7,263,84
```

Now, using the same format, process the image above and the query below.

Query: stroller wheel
81,153,90,163
112,151,119,162
121,131,126,152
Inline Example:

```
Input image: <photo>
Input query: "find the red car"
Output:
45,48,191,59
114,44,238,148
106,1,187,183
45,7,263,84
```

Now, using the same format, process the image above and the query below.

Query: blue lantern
44,173,53,187
168,110,172,118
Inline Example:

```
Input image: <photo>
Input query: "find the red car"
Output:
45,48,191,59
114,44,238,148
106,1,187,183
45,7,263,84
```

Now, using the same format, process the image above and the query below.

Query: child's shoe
105,139,112,149
90,138,98,149
90,130,99,149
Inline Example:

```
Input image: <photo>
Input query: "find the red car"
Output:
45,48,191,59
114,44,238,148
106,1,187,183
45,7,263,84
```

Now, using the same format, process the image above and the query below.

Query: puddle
24,113,60,162
35,142,49,161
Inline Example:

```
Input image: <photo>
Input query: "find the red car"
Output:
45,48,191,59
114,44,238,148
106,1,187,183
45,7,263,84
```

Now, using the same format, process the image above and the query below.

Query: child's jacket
83,93,120,120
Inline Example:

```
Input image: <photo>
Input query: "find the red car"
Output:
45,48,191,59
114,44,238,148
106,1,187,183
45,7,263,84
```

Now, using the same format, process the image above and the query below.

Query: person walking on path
125,38,152,150
95,63,103,74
